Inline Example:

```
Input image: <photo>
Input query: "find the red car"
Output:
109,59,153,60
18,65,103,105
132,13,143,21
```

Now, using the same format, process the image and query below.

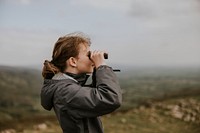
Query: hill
0,65,200,132
118,66,200,110
1,96,200,133
0,65,44,124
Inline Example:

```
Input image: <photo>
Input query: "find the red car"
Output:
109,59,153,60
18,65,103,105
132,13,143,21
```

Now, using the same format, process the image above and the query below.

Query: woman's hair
42,32,91,79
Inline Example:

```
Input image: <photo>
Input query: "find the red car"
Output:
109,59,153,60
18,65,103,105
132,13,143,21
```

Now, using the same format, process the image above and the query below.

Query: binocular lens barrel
103,53,108,59
88,51,108,59
87,51,120,72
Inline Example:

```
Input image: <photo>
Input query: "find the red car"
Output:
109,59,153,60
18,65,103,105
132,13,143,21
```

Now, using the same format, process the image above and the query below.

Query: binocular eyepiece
87,51,108,59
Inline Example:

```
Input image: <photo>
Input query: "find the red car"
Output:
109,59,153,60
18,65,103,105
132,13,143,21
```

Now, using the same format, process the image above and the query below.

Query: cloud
1,0,32,5
19,0,31,5
0,28,59,66
129,0,200,18
69,0,132,12
1,0,200,67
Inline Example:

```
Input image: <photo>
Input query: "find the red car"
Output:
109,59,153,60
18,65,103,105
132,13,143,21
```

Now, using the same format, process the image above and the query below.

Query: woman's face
76,43,94,74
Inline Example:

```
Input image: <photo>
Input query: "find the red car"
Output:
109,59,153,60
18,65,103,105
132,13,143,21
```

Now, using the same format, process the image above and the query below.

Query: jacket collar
52,72,90,86
65,72,90,86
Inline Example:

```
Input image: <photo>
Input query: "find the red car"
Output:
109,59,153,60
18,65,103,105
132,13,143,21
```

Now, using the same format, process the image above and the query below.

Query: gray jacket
41,65,122,133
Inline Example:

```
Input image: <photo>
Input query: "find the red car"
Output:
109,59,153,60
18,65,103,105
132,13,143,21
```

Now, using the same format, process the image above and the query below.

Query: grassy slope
119,66,200,110
0,66,43,122
0,65,200,132
2,96,200,133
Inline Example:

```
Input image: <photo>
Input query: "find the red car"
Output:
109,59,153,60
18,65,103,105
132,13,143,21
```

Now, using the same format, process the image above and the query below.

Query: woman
41,32,122,133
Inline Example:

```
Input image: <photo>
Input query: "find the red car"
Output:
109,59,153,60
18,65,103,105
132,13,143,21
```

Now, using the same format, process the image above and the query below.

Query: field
0,65,200,133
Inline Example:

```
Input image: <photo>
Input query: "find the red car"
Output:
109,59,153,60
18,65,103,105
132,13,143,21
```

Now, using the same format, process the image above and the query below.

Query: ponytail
42,60,60,79
42,32,91,79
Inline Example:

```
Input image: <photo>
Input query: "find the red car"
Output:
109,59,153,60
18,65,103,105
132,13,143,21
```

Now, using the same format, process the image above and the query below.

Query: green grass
1,66,200,133
102,108,200,133
1,97,200,133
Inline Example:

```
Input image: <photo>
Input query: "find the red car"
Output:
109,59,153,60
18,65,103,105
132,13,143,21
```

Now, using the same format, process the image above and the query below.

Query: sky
0,0,200,68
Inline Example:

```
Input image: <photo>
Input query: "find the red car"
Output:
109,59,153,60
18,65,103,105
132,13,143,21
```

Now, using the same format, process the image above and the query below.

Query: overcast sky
0,0,200,68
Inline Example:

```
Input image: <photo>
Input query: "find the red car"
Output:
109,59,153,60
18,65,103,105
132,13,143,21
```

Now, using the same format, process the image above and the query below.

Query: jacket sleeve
59,65,122,119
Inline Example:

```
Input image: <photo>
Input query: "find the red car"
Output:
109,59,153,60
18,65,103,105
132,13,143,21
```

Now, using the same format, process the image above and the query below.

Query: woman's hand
89,51,107,68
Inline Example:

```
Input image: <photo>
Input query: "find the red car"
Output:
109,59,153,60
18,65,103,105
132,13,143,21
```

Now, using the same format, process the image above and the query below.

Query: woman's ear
67,57,77,67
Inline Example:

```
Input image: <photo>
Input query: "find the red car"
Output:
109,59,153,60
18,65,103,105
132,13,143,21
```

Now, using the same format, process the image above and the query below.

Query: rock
120,118,127,123
0,129,16,133
33,123,47,130
153,98,200,125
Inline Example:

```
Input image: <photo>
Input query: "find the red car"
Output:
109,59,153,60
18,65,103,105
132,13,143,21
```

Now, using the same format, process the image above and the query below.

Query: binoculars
87,51,120,72
87,51,108,59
